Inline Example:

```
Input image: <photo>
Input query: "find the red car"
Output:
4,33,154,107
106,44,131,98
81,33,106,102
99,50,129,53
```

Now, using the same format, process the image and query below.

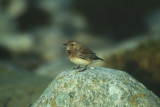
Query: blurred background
0,0,160,106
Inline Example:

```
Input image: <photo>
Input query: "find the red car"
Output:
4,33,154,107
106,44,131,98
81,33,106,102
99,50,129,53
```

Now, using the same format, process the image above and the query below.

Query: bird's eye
71,44,74,46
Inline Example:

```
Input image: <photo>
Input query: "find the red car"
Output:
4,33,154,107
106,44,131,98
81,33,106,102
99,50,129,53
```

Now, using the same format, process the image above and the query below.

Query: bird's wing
76,47,98,60
76,47,104,61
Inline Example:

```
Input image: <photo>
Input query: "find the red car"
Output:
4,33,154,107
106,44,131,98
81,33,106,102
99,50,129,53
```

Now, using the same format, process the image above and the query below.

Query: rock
147,9,160,35
0,9,15,34
0,33,34,53
35,57,74,78
7,0,27,18
32,67,160,107
35,28,67,62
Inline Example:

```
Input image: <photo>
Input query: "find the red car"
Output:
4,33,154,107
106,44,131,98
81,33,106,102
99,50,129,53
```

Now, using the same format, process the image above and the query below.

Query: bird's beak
63,43,67,46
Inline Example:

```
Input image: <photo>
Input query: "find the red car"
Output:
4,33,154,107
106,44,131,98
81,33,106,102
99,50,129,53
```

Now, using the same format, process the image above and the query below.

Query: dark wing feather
76,47,91,59
76,47,103,61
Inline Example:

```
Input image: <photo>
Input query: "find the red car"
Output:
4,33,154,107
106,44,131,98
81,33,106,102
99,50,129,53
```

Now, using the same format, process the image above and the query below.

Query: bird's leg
73,65,81,69
79,65,88,72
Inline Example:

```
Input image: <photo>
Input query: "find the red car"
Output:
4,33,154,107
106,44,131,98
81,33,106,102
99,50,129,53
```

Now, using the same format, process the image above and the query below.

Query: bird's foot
73,65,82,69
78,65,88,72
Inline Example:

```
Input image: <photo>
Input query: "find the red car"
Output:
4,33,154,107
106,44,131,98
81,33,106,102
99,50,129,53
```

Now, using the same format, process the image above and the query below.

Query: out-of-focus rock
147,10,160,35
0,67,52,107
35,28,67,62
32,67,160,107
35,57,74,78
7,0,27,18
39,0,87,36
39,0,73,13
0,34,34,53
12,52,43,70
0,9,15,34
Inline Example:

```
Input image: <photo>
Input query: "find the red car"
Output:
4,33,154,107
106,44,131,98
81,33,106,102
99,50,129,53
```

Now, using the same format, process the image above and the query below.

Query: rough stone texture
32,67,160,107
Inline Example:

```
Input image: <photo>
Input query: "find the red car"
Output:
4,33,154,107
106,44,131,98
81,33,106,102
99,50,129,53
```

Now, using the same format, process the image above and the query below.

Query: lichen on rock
32,67,160,107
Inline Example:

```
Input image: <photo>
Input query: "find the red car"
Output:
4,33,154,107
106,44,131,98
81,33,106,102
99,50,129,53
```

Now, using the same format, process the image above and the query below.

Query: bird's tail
96,57,108,63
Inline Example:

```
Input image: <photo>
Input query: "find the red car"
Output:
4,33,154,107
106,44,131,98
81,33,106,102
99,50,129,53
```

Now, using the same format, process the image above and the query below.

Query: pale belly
70,57,92,65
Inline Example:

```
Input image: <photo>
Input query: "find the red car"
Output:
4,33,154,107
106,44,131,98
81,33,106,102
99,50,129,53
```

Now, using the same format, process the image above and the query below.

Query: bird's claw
78,65,88,72
73,65,82,69
78,68,86,72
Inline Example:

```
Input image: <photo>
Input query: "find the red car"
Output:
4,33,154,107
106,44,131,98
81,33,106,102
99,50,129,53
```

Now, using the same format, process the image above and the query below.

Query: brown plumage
63,40,105,71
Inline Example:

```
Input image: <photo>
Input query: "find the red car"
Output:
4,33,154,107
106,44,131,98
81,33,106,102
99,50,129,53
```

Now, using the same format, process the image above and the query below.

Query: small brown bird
63,40,105,72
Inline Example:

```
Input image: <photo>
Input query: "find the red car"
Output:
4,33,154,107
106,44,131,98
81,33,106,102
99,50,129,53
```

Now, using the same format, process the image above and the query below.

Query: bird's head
63,40,80,50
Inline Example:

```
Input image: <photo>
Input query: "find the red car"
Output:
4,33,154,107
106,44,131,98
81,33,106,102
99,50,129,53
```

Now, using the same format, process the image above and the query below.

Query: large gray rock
32,67,160,107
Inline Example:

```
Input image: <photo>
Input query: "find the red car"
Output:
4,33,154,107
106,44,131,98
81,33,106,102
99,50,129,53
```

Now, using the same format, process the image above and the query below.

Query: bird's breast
70,56,92,65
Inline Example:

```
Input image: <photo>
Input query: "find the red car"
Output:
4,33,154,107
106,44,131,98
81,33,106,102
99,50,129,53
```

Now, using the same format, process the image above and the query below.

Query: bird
63,40,105,72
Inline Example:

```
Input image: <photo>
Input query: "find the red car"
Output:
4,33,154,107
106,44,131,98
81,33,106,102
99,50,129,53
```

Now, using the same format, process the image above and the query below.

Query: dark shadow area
16,0,51,32
125,60,160,98
0,46,11,60
74,0,160,39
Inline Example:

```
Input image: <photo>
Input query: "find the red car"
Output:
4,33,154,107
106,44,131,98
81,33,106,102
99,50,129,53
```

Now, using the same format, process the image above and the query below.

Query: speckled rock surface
32,67,160,107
